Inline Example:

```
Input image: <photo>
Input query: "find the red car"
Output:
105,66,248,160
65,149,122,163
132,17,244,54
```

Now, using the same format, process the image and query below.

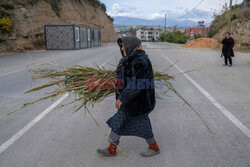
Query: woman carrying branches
97,36,160,157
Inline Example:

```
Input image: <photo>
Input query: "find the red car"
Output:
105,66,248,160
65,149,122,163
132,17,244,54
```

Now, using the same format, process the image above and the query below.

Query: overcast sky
100,0,244,19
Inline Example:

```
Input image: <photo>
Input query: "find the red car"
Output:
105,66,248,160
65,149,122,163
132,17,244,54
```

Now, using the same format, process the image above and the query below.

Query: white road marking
0,67,27,78
160,51,250,138
0,59,109,154
0,93,69,154
0,50,47,78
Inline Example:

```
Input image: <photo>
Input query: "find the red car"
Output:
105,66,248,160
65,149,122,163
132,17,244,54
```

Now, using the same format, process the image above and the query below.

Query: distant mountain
113,9,213,27
113,16,195,27
179,9,214,22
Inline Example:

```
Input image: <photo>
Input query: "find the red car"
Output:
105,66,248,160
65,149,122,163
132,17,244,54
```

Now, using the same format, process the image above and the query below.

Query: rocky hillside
213,19,250,50
0,0,118,52
209,1,250,50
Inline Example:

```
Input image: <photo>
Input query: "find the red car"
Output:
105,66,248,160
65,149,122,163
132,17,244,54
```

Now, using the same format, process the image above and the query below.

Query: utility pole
228,0,233,32
164,14,167,34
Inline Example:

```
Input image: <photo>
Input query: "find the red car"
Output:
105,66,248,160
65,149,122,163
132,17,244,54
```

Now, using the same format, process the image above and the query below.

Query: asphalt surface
0,42,249,167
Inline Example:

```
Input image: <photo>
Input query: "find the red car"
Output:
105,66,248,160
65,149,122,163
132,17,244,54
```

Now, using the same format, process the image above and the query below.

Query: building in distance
136,28,160,41
185,20,209,39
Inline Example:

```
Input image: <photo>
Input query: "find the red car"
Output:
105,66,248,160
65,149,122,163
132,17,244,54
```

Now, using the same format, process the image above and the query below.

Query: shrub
160,34,165,42
208,29,219,38
208,12,228,38
173,31,189,44
0,1,15,10
45,0,61,17
0,17,12,33
166,33,174,42
209,1,250,37
0,36,6,43
86,0,107,12
160,31,189,44
107,15,114,22
0,7,13,18
242,43,249,47
231,14,238,21
0,1,15,18
195,34,206,39
99,2,106,12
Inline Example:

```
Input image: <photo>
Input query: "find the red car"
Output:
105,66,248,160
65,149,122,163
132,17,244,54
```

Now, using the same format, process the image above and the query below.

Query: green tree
160,31,188,44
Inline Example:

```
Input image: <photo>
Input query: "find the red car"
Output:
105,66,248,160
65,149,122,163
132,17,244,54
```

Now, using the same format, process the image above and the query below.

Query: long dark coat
116,49,156,117
115,36,156,117
106,36,155,139
222,37,235,57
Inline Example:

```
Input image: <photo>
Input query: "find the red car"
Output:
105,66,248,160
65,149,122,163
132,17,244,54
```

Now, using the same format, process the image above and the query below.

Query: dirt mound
183,38,219,49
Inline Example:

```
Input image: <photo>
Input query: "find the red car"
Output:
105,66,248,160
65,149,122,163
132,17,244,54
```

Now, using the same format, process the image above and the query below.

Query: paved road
0,42,249,167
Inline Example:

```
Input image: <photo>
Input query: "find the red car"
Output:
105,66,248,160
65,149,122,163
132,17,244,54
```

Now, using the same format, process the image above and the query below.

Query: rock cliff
213,19,250,50
0,0,118,52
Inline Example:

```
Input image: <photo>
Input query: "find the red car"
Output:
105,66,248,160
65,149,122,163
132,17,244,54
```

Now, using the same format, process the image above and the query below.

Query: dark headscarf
117,36,141,57
116,36,141,72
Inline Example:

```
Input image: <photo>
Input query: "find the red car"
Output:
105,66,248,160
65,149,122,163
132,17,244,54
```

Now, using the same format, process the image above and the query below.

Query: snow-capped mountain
113,9,213,27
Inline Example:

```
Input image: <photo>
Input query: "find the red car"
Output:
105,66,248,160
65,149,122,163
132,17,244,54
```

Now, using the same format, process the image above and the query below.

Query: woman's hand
115,99,122,109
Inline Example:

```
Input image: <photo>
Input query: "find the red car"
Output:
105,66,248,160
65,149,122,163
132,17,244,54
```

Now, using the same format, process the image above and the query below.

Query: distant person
221,32,234,67
97,36,160,157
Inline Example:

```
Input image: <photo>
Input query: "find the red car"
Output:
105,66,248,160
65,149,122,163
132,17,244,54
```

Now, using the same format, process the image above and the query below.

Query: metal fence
44,25,101,50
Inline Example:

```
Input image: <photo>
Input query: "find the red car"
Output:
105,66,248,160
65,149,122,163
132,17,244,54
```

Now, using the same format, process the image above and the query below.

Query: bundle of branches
26,66,174,109
0,65,210,132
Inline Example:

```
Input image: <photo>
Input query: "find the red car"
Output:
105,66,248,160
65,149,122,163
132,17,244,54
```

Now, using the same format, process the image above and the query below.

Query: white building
136,29,160,41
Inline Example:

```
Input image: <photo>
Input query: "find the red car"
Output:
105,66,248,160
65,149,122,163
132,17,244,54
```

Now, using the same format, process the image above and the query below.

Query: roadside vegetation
0,0,112,18
0,0,113,45
160,31,189,44
208,0,250,37
86,0,106,12
194,34,206,39
0,17,12,33
86,0,113,22
0,1,14,43
45,0,61,17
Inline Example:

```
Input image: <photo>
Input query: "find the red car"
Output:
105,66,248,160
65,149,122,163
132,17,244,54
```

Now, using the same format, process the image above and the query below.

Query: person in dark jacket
222,32,235,67
97,36,160,157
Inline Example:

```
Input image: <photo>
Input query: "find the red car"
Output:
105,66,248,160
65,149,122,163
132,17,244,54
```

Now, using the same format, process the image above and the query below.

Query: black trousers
224,56,232,65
